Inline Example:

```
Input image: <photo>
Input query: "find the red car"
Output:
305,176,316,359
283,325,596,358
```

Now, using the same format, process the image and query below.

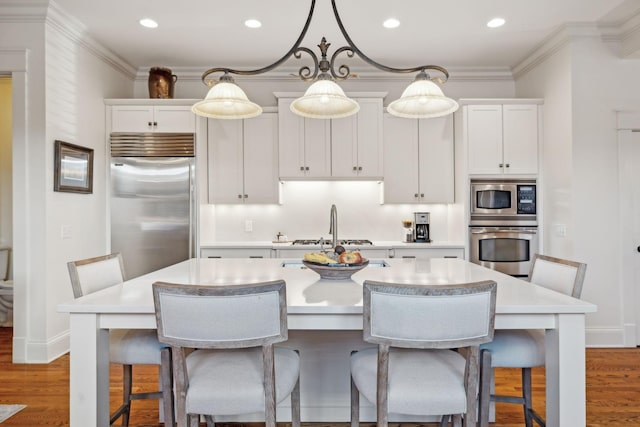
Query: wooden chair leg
478,349,492,427
291,374,301,427
350,375,359,427
522,368,534,427
122,363,132,426
160,348,174,426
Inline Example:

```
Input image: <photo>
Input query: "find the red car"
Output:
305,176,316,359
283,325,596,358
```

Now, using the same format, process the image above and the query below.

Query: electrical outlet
245,220,253,232
553,224,567,238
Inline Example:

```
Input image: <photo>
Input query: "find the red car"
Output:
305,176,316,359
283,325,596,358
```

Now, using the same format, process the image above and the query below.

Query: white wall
0,3,135,361
515,28,640,346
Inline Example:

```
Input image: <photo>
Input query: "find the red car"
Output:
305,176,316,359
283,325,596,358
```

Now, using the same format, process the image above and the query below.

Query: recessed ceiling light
139,18,158,28
245,19,262,29
383,18,400,29
487,17,505,28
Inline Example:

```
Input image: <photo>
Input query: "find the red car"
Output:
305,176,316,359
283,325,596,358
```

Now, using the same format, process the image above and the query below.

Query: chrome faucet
329,204,338,249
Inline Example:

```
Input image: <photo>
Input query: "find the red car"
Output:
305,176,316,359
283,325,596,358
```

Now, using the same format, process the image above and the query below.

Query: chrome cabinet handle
420,193,424,198
148,121,153,127
499,163,503,168
414,193,419,198
237,194,242,199
358,166,363,171
243,194,248,198
353,166,357,171
505,163,510,168
300,166,304,171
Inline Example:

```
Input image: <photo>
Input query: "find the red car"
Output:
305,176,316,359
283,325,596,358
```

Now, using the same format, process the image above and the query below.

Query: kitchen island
58,257,596,427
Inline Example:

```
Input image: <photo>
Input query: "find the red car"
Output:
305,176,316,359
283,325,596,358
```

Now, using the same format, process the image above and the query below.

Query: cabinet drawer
200,248,272,258
391,248,464,259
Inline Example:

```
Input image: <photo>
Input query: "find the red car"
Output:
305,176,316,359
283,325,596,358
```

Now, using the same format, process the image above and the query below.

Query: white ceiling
53,0,639,74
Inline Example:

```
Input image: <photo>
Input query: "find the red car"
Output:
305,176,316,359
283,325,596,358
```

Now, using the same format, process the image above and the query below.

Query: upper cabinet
383,113,454,204
110,104,196,133
278,98,331,179
463,101,542,175
276,93,385,180
331,98,383,179
208,113,279,204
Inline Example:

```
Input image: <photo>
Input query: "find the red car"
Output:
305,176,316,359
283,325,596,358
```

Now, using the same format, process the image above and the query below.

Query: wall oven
469,179,538,278
469,226,539,277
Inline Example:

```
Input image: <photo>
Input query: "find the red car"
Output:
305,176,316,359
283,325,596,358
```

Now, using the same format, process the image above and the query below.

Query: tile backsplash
200,181,464,243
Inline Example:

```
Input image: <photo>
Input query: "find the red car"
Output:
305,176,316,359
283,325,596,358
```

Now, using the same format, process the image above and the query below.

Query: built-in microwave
470,179,537,226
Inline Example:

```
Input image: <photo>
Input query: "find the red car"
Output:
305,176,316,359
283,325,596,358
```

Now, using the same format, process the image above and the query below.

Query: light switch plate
245,220,253,232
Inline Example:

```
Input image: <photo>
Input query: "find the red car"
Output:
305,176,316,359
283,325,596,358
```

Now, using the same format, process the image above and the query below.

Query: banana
303,252,335,264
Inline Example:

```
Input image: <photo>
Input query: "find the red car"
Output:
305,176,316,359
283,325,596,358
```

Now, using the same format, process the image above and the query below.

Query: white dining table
58,257,596,427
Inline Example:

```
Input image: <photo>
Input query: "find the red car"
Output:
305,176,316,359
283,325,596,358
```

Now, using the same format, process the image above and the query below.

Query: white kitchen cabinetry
383,113,454,203
331,98,383,178
278,98,331,178
464,102,541,175
208,113,279,204
275,247,390,259
201,248,273,258
110,104,195,133
390,247,464,259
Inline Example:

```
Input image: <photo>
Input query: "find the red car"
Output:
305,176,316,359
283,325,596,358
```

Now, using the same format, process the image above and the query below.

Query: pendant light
192,0,457,120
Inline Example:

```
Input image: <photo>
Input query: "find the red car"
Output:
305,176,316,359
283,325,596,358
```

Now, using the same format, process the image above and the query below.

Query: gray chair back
152,280,288,349
67,253,126,298
363,280,497,349
528,254,587,298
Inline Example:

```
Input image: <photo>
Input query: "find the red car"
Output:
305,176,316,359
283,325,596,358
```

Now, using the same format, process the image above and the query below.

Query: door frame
617,111,640,346
0,49,28,360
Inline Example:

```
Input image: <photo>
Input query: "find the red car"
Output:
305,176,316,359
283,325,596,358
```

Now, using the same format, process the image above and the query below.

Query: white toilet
0,247,13,326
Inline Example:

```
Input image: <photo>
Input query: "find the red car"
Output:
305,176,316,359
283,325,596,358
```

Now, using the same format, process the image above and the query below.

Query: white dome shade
387,78,459,119
290,79,360,119
191,81,262,119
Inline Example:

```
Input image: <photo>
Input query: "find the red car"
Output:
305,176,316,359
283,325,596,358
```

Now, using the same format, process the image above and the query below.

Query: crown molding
512,23,601,79
0,0,48,22
46,1,137,78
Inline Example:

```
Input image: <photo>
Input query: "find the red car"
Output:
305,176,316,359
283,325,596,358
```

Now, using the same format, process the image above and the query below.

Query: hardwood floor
1,327,640,426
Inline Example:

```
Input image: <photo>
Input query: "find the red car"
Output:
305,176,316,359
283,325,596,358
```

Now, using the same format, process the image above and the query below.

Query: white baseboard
586,327,628,347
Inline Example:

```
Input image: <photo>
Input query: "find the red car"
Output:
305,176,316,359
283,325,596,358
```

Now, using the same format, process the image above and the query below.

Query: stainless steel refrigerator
110,133,196,279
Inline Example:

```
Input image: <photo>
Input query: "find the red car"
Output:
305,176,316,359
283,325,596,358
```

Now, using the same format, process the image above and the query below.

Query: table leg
545,313,586,427
69,313,110,427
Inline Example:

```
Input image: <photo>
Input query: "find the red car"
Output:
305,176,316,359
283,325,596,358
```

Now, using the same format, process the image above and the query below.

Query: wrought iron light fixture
191,0,458,120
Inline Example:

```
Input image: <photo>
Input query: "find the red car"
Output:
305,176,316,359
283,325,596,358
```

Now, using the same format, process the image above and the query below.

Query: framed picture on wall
53,140,94,194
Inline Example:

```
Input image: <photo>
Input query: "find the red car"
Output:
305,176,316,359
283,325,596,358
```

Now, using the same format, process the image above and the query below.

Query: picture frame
54,140,94,194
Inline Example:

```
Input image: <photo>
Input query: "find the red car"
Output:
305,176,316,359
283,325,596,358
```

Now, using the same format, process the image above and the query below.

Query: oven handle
470,229,538,235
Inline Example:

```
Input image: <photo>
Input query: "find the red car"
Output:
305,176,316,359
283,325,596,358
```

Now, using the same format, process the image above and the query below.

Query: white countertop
200,241,466,249
59,257,595,316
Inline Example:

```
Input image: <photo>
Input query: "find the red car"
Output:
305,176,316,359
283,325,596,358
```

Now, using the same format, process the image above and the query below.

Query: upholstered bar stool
152,280,301,427
0,247,13,326
67,253,174,426
480,253,587,427
350,279,497,427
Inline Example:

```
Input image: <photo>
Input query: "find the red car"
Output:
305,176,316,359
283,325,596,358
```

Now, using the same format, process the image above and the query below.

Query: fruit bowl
302,259,369,280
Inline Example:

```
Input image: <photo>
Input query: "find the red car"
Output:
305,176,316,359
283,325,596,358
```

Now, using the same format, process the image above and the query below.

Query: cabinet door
502,104,539,174
243,113,279,203
383,114,420,203
418,115,454,203
354,98,383,177
466,104,504,175
331,99,383,178
208,119,244,203
111,105,155,132
153,106,196,133
278,98,306,178
304,118,331,178
331,114,358,177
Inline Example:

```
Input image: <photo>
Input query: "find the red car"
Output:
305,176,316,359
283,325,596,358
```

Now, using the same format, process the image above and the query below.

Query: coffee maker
413,212,431,243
